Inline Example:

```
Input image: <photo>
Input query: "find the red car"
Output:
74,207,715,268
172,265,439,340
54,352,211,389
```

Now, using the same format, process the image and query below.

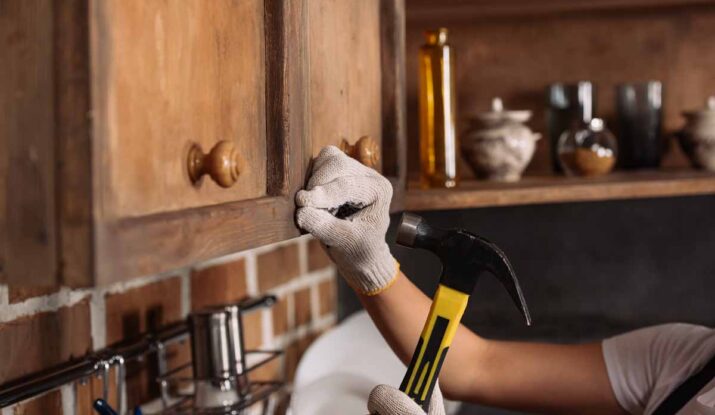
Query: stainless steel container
189,305,247,407
188,296,276,408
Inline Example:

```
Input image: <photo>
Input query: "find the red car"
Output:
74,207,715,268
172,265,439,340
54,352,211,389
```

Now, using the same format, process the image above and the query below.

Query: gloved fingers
427,384,446,415
367,385,426,415
295,176,388,210
316,145,344,159
307,146,378,188
348,176,393,221
295,206,354,246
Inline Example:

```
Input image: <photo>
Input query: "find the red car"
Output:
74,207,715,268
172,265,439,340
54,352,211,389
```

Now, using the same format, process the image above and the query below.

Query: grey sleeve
602,323,715,415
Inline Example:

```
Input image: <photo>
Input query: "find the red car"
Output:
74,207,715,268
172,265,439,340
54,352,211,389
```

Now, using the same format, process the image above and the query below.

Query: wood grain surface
381,0,408,211
93,0,267,218
0,0,58,285
1,0,397,286
405,170,715,211
405,0,715,20
94,0,308,283
56,0,94,286
0,117,4,283
307,0,383,167
404,4,715,180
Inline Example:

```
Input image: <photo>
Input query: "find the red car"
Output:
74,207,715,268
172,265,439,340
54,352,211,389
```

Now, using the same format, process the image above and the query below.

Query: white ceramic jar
676,96,715,171
461,98,541,182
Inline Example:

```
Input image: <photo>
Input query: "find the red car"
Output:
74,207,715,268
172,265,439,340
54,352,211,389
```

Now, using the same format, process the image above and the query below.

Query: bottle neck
425,28,448,46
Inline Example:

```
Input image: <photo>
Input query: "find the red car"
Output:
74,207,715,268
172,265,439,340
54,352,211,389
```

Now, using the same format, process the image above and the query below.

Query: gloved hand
368,384,446,415
295,146,398,296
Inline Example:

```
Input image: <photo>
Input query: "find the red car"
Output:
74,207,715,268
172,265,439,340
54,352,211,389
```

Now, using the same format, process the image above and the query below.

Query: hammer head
397,213,531,326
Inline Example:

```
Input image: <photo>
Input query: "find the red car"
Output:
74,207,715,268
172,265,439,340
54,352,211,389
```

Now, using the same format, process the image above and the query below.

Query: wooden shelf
405,0,715,21
405,170,715,211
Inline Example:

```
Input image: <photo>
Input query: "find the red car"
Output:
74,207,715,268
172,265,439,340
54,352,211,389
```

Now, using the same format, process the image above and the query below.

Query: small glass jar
547,82,596,173
558,118,617,177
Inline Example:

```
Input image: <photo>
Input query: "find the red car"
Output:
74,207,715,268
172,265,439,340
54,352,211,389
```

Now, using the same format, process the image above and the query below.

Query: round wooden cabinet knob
340,136,380,169
187,141,241,188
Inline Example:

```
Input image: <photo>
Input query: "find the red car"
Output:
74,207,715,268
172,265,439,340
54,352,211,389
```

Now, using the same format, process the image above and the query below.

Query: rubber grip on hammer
399,284,469,410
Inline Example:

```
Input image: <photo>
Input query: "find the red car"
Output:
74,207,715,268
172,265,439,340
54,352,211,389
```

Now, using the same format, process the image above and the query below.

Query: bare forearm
358,272,482,397
359,272,626,414
473,340,624,414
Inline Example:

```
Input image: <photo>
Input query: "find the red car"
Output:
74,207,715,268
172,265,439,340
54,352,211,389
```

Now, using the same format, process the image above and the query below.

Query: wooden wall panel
381,0,408,211
0,150,4,282
404,6,715,178
93,0,267,218
0,86,5,282
0,23,5,282
308,0,383,165
0,0,58,285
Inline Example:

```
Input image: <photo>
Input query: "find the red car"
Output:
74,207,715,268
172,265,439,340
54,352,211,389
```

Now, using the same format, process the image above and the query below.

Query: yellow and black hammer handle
394,212,531,410
399,284,469,410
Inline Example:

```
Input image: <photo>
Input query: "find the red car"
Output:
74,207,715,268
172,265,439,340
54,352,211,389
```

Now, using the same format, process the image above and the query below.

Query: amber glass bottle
419,28,458,188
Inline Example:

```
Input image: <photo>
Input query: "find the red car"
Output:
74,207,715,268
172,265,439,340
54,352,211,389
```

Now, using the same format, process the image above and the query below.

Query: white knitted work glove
295,146,398,295
368,384,446,415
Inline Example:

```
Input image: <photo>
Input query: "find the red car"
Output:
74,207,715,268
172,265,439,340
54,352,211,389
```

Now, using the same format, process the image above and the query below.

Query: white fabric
290,311,461,415
603,323,715,415
368,384,446,415
296,146,397,295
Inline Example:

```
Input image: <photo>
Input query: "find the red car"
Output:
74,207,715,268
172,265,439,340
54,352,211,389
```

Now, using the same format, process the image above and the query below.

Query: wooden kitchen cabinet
0,0,406,287
308,0,383,167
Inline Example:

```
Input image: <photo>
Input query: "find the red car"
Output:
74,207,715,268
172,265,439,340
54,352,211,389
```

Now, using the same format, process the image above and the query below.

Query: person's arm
296,147,626,414
361,272,626,415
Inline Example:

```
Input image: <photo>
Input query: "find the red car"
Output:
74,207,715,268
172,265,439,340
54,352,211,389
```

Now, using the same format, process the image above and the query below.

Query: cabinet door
308,0,383,170
94,0,267,219
307,0,407,208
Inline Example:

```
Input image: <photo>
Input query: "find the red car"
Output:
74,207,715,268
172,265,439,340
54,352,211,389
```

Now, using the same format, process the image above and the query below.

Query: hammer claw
473,236,532,326
500,272,532,326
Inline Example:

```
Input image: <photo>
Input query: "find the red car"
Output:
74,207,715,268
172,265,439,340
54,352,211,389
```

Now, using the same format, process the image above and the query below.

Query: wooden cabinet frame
2,0,406,287
381,0,408,210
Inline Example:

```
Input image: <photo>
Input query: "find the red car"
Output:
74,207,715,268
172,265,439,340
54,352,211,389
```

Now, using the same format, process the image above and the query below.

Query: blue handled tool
93,399,118,415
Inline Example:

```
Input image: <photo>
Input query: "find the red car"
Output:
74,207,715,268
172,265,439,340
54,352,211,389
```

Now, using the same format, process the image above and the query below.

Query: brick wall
0,235,337,414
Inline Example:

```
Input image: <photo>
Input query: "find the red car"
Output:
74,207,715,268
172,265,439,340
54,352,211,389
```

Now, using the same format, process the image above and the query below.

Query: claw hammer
395,213,532,410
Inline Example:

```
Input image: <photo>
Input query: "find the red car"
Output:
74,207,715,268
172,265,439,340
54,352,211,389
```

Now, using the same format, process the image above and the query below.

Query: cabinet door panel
308,0,383,169
95,0,266,218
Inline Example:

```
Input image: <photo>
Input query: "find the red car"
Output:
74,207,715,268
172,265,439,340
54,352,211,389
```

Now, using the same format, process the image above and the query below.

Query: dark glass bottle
616,81,663,168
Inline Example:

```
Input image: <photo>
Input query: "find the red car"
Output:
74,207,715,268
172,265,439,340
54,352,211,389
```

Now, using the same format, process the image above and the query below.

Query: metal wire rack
0,296,285,415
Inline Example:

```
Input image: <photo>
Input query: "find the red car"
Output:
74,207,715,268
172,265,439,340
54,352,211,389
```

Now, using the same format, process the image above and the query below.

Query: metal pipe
109,355,126,415
0,359,98,408
0,320,189,409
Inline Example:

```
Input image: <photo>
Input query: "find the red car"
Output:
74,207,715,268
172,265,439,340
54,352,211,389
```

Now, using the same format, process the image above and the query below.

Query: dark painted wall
339,195,715,342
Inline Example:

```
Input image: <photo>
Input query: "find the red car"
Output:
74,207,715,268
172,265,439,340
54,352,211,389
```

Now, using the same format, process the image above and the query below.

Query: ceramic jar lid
466,98,540,143
682,96,715,121
476,97,532,125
